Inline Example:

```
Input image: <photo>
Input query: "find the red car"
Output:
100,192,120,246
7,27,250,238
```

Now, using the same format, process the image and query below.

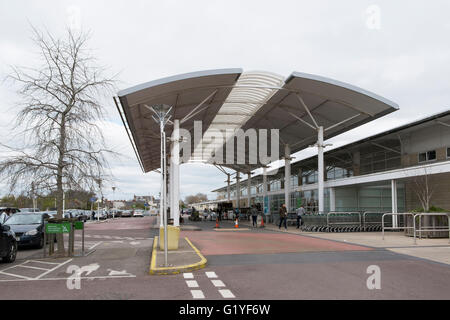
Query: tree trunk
55,113,67,255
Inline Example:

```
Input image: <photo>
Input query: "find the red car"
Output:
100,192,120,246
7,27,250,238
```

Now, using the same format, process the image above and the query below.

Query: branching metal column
236,172,241,209
172,119,180,227
263,166,268,215
247,173,251,207
284,144,291,213
318,126,325,214
226,173,231,202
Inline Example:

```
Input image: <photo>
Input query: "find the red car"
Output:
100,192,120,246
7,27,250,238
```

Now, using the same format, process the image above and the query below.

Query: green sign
74,221,84,230
45,222,71,234
297,198,302,207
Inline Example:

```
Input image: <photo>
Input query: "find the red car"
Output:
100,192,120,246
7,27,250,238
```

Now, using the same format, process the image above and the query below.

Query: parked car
93,211,107,220
19,208,40,213
0,220,17,263
121,210,133,218
133,210,144,218
4,213,50,249
0,207,21,214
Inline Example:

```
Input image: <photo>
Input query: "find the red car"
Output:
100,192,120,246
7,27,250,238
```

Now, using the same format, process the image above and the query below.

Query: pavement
1,215,449,300
235,218,450,265
149,236,207,275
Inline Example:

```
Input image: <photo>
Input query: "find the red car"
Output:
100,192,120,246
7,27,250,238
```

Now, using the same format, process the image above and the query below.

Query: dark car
0,221,17,263
4,213,49,249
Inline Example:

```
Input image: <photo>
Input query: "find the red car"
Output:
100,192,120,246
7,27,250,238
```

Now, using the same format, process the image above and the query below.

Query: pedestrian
250,205,258,227
91,210,95,221
296,205,305,229
278,204,287,230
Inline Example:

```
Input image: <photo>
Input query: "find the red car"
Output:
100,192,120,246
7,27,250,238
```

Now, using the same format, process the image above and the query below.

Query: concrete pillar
247,173,251,207
284,144,291,212
330,187,336,212
391,179,398,228
172,119,180,227
318,126,324,214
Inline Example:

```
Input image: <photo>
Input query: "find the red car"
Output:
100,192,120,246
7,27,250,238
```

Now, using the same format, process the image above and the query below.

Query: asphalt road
0,216,449,300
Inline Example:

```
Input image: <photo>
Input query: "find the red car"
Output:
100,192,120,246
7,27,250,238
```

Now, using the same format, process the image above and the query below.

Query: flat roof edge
117,68,243,97
286,71,399,110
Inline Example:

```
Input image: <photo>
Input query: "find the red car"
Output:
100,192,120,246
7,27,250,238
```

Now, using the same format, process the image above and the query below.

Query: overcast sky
1,0,449,201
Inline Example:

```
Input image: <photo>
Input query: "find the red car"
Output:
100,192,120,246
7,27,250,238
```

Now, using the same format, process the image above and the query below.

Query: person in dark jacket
250,205,258,227
278,204,287,230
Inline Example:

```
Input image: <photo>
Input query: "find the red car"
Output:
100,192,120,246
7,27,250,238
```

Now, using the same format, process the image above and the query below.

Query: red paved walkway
181,230,372,256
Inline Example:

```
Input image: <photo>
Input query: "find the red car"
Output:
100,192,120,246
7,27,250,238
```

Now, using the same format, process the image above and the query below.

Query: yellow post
159,225,180,250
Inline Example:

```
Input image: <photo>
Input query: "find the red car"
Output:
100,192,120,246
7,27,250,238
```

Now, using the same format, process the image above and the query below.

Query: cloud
1,0,450,200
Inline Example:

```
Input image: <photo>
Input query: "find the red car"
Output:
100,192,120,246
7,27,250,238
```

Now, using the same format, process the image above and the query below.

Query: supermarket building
209,110,450,221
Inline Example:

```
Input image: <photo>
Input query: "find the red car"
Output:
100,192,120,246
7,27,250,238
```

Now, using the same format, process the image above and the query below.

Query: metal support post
172,119,180,227
236,172,241,209
247,173,251,207
284,144,291,213
391,179,398,228
317,126,324,214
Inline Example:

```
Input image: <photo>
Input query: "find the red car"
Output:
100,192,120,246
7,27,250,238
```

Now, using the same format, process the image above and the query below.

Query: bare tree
0,26,115,255
185,193,208,204
411,167,435,212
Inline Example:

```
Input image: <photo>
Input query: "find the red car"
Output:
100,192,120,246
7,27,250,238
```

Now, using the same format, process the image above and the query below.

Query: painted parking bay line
0,259,73,281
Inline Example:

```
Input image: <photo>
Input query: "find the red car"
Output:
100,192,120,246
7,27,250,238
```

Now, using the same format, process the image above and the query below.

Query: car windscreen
5,214,42,225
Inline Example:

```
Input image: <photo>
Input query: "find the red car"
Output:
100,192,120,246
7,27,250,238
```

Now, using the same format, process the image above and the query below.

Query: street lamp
150,104,172,267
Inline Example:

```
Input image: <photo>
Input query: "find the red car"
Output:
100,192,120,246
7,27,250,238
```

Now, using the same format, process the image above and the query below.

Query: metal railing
413,213,450,245
326,212,361,232
382,213,414,240
363,212,387,232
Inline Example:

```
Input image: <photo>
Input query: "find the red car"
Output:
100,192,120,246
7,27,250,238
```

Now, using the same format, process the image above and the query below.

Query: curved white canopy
116,69,399,173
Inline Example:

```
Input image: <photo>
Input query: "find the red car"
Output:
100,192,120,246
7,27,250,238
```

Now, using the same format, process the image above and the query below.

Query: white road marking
183,273,194,279
0,275,136,282
211,279,226,287
28,260,60,265
130,241,140,245
185,280,199,288
15,265,49,271
218,289,235,298
88,241,103,250
205,271,218,278
0,270,33,280
190,290,205,299
107,269,132,276
35,259,73,279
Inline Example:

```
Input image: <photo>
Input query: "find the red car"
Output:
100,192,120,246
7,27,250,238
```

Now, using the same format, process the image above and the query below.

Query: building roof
212,109,450,192
117,69,398,173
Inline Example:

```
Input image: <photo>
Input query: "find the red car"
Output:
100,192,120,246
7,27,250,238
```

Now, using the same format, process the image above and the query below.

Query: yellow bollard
159,225,180,250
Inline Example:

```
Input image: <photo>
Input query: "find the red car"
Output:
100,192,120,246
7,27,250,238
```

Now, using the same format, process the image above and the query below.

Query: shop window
447,147,450,158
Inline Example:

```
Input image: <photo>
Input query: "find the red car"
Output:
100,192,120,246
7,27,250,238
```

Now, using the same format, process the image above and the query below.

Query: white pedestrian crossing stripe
183,271,235,299
205,271,217,278
218,289,235,298
186,280,199,288
190,290,205,299
211,279,225,287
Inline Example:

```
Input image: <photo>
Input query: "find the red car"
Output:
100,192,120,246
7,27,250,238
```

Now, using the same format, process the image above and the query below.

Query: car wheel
36,235,44,249
3,241,17,263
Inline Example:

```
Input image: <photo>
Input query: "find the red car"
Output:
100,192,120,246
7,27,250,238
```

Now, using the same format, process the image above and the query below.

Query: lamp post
150,104,172,267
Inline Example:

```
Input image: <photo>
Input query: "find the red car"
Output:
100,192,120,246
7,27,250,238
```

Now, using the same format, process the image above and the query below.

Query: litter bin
159,225,180,250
